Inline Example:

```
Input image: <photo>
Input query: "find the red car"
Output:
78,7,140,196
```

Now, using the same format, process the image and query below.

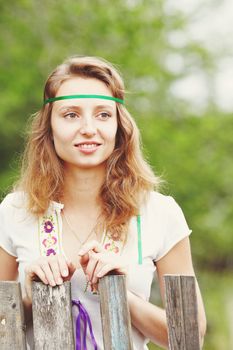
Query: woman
0,55,206,349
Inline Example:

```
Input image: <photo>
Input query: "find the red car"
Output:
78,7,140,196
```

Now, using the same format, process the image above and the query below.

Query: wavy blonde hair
18,55,161,240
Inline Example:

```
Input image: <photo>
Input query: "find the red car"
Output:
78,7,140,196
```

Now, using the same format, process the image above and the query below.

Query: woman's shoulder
145,191,176,208
142,192,191,261
0,191,28,211
1,192,63,217
142,191,187,219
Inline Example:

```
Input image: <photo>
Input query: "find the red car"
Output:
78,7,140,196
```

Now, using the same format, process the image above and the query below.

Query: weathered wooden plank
32,281,74,350
164,275,185,350
180,275,200,350
0,281,26,349
164,275,201,350
99,274,133,350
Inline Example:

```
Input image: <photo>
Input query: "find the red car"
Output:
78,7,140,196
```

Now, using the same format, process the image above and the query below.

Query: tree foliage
1,0,232,267
139,114,233,269
1,1,232,348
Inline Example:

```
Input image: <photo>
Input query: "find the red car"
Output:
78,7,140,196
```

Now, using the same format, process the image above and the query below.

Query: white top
0,191,192,350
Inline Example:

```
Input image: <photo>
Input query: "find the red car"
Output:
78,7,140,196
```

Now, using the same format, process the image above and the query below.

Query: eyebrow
57,104,116,112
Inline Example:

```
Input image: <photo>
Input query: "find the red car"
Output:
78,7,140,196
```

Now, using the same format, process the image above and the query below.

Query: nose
79,116,97,136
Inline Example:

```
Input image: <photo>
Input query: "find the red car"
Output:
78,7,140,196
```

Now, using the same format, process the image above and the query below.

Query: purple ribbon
72,299,98,350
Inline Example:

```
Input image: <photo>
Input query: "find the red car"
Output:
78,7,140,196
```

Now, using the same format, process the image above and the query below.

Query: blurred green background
0,1,232,349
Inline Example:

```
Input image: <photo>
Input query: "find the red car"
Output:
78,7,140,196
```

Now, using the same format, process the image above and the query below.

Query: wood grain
99,274,133,350
0,281,26,349
32,281,74,350
164,275,200,350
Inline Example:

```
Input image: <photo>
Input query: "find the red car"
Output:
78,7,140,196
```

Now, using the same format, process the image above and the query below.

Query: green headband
44,94,124,105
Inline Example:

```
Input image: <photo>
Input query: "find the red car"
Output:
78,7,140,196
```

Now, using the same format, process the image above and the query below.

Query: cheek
51,121,75,144
51,128,74,159
108,129,117,144
105,132,117,151
52,130,70,144
104,120,118,143
51,116,69,142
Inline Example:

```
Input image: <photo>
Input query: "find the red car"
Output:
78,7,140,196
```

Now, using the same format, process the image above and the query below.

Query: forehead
56,77,112,96
53,77,116,110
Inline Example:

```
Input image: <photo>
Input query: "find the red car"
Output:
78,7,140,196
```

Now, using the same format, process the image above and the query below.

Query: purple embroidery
42,236,57,248
72,300,98,350
39,213,60,256
46,248,56,256
44,220,54,233
104,241,119,253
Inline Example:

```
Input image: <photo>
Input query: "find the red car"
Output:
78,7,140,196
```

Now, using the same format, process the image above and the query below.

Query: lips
74,141,101,150
75,141,101,155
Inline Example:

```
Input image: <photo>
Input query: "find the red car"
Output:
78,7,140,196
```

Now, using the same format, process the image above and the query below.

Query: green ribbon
137,215,142,265
44,94,124,105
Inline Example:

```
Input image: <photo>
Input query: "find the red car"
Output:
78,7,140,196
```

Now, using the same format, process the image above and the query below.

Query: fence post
164,275,201,350
98,274,133,350
0,281,26,349
32,281,74,350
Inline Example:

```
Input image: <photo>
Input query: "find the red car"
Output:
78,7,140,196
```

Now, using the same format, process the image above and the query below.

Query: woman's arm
78,240,169,348
0,247,18,280
127,237,207,349
156,236,207,345
127,290,168,348
0,247,33,322
78,238,206,348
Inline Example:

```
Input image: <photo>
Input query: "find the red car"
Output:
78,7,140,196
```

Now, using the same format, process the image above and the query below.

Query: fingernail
62,269,68,277
78,249,84,255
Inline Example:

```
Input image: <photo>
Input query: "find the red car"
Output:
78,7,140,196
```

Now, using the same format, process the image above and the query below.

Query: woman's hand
24,254,76,300
78,240,127,290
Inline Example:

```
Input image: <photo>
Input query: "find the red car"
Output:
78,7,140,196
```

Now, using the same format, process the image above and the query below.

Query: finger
48,258,63,285
28,265,49,285
85,252,99,282
96,264,127,279
78,253,90,275
95,263,115,280
78,240,103,256
67,261,76,276
57,255,70,278
91,259,106,284
90,282,99,294
25,265,49,299
62,261,76,282
39,261,57,286
91,260,125,285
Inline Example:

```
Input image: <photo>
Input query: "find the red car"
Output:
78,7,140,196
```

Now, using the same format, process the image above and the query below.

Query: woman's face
51,77,118,171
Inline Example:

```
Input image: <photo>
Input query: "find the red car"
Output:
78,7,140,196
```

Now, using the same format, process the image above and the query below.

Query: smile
75,143,101,149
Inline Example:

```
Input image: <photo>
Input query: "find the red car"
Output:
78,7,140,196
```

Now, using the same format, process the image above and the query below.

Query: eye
64,112,79,119
97,112,111,120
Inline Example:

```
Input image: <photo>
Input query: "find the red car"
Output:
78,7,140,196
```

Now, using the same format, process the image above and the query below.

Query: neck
62,165,105,211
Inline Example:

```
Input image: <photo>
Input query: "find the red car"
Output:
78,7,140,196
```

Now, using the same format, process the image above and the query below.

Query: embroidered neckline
38,210,62,256
38,207,142,264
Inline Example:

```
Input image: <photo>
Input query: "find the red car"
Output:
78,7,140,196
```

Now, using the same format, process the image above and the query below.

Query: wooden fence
0,275,200,350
